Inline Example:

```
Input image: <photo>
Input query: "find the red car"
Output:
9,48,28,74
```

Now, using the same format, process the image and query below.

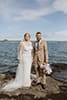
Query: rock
0,74,5,80
0,63,67,100
51,63,67,72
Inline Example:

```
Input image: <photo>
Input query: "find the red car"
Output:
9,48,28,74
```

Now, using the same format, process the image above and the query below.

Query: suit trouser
35,62,46,84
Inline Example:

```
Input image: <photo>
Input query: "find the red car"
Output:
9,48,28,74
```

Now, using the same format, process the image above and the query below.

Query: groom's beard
37,38,41,41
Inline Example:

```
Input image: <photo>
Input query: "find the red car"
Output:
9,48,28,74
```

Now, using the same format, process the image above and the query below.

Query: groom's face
36,34,42,41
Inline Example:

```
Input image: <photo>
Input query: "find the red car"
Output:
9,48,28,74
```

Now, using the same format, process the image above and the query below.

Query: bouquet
40,63,52,75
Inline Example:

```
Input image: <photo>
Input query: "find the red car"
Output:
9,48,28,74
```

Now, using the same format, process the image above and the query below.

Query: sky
0,0,67,41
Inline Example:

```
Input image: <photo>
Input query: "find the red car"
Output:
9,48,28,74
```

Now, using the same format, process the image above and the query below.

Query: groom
33,32,48,89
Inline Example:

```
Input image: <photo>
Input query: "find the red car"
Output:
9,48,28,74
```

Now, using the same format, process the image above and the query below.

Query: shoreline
0,63,67,100
0,72,67,100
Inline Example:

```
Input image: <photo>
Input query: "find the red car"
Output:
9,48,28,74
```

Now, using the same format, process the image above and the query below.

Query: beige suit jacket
33,40,48,66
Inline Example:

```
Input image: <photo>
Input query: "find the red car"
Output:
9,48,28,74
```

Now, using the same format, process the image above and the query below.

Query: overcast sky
0,0,67,41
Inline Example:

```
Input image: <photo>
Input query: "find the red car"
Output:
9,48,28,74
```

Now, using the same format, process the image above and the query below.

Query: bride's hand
18,58,22,64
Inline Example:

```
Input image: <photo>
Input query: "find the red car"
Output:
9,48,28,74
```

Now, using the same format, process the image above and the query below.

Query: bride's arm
17,42,24,63
31,42,34,62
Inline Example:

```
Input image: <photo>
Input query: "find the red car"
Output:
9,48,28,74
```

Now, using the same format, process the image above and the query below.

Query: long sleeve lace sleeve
32,42,35,64
17,42,24,61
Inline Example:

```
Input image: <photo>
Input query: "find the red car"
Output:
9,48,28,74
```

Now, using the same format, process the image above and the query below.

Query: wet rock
0,63,67,100
51,63,67,72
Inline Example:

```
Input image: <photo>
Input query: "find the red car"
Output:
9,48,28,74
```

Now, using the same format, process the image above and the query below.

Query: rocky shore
0,63,67,100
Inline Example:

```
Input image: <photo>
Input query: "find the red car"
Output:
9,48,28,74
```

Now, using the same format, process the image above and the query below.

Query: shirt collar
37,39,42,42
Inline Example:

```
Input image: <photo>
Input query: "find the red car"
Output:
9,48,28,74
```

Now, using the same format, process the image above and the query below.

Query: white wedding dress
2,42,33,91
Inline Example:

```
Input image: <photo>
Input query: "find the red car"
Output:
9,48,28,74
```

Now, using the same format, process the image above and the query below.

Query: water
0,41,67,66
48,41,67,64
0,41,67,82
0,41,19,66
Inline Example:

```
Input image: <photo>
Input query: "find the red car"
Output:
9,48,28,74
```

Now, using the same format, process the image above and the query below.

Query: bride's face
24,34,30,41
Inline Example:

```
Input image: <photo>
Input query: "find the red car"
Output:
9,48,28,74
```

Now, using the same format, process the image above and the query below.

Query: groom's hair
36,32,42,35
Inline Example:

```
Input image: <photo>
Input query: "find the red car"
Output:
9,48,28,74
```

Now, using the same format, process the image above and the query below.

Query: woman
2,33,33,91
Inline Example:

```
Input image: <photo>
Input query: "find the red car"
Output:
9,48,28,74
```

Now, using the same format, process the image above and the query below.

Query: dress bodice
21,42,33,55
23,45,32,53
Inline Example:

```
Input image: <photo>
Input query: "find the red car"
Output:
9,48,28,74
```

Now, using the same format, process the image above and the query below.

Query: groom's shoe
31,80,37,86
41,84,47,89
31,79,41,86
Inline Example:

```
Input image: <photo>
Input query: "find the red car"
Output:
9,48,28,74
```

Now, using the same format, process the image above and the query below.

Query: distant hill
2,39,9,42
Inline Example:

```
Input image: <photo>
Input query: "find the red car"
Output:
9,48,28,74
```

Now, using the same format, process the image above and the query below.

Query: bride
2,33,33,91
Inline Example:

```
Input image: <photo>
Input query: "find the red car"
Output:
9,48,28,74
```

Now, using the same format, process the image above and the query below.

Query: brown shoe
41,84,47,89
31,79,41,86
31,80,37,86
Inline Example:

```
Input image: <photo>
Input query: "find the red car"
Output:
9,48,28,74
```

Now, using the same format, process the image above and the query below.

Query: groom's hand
32,61,34,64
32,58,35,64
43,62,48,65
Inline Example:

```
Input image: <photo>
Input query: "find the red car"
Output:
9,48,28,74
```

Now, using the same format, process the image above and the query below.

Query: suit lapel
39,40,42,49
35,40,42,49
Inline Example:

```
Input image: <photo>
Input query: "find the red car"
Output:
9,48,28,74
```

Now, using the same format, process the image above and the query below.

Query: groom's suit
33,39,48,84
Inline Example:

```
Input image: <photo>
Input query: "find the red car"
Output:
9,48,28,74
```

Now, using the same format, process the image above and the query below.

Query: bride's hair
24,33,31,38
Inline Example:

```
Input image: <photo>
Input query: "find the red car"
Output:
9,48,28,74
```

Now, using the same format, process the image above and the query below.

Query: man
33,32,48,89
